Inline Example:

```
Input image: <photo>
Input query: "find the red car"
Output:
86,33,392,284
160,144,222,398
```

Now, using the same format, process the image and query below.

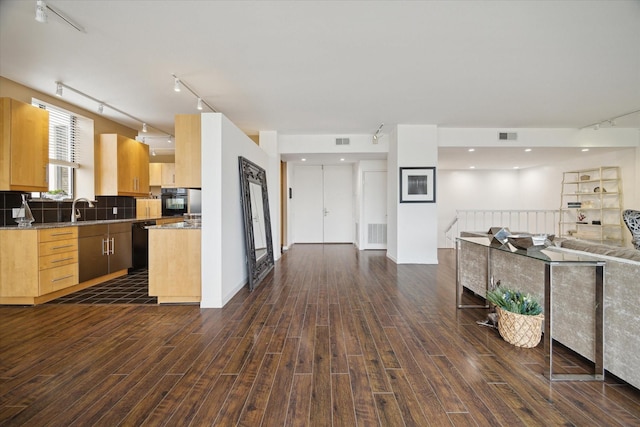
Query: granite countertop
147,221,201,230
0,217,180,230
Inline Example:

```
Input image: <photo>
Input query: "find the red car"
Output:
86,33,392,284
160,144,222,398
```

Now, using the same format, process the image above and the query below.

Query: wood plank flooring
1,244,639,426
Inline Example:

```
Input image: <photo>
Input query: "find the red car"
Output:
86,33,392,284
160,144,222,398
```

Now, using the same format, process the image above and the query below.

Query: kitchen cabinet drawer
39,238,77,257
39,251,78,270
39,227,77,242
40,263,78,294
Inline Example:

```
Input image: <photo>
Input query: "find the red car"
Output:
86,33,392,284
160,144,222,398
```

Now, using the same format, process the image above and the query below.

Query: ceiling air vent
335,137,350,145
498,132,518,141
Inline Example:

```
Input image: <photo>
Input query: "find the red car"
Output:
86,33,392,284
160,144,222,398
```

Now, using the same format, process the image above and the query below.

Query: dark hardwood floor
1,245,638,426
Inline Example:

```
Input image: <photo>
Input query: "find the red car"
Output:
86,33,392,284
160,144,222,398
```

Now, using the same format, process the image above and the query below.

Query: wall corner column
389,124,439,264
259,130,281,261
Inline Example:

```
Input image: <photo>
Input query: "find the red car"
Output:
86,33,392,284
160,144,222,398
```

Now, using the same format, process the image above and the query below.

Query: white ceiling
1,1,639,168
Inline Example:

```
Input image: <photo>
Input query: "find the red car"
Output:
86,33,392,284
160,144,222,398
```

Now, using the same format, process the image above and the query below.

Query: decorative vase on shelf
15,194,35,228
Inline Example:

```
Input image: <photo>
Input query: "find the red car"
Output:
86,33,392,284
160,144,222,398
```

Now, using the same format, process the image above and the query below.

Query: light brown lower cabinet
0,227,79,305
148,228,201,303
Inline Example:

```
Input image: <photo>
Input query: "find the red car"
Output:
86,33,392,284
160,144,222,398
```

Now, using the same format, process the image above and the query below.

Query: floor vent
335,137,350,145
367,223,387,244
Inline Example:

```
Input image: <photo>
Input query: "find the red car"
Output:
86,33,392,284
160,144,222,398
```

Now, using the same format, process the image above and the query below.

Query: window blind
32,99,79,168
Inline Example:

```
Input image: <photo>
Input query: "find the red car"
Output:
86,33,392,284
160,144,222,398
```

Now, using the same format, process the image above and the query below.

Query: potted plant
486,286,544,348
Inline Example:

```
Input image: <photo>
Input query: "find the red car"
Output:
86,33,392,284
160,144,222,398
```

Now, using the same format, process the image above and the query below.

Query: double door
293,165,353,243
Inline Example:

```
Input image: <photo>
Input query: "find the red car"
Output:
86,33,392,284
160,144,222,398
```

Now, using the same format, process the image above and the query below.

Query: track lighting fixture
171,73,217,112
34,0,85,32
583,109,640,130
151,149,156,156
35,0,47,23
53,81,173,139
372,123,384,144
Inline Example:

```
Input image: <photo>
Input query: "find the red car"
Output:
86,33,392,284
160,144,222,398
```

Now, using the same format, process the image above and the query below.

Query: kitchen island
0,216,182,305
148,221,201,304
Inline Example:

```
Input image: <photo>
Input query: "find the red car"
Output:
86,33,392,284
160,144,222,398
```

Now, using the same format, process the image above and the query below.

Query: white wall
439,127,639,149
386,127,399,261
394,125,439,264
201,113,270,308
279,134,388,155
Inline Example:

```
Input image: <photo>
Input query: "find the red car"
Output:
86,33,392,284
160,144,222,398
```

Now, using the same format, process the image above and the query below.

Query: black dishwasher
132,220,155,270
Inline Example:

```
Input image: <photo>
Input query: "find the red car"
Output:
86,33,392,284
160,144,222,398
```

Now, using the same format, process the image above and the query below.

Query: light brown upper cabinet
161,163,176,188
175,114,201,188
0,98,49,192
97,134,150,196
149,163,162,187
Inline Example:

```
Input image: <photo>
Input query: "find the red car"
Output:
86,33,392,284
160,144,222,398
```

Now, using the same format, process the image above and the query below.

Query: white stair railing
444,209,560,248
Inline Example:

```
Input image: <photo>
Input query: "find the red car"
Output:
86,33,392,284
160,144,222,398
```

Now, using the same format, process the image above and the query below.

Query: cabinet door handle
51,274,73,282
52,244,74,250
110,237,115,255
102,238,108,255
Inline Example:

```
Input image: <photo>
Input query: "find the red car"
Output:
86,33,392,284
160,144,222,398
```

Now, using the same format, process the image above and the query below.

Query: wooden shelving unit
559,166,624,246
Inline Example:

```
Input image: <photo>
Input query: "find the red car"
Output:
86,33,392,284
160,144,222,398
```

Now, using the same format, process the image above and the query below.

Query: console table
456,237,606,381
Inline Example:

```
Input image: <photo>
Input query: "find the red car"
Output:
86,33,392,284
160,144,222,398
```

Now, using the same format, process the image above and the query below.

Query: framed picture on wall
399,167,436,203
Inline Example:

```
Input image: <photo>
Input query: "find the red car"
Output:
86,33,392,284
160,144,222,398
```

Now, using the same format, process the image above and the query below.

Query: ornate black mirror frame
239,156,274,291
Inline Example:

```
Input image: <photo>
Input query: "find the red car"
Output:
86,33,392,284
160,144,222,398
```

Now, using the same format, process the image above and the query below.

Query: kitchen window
32,99,80,199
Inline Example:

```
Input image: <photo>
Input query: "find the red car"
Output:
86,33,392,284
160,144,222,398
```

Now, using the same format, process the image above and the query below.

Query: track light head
174,78,181,92
197,97,203,110
97,103,104,114
35,0,47,23
151,149,156,156
142,123,148,133
55,82,63,96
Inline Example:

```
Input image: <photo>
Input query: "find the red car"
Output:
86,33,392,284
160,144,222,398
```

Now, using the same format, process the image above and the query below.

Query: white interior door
293,165,324,243
363,171,387,249
292,164,353,243
323,165,353,243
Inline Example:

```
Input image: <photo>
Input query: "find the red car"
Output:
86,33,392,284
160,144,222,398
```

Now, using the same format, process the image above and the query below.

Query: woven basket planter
496,306,544,348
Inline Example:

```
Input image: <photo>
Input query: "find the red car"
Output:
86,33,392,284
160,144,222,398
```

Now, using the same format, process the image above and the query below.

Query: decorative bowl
507,234,555,250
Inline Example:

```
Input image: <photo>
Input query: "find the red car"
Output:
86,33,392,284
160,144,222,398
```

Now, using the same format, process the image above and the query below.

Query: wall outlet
12,208,25,218
112,207,118,215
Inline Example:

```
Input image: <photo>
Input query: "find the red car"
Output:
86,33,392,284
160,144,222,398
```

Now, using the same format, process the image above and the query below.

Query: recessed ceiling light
524,148,532,152
468,148,475,152
469,166,475,169
340,158,345,161
301,158,307,162
513,166,519,169
582,148,590,152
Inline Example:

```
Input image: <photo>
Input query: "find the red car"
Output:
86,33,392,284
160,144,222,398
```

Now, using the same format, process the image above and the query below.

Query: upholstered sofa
457,233,640,390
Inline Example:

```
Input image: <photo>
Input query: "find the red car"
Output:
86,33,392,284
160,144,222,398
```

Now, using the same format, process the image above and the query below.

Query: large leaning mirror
239,156,274,291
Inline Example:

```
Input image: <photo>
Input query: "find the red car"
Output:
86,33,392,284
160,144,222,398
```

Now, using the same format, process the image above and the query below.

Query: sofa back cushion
561,239,640,262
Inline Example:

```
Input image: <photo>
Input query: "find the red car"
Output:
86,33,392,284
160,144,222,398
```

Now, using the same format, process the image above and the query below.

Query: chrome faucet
71,198,95,223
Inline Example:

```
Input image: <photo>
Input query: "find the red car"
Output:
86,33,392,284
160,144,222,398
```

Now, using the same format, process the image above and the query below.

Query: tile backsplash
0,192,136,227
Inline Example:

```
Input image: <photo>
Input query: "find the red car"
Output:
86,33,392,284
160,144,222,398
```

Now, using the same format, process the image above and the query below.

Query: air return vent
498,132,518,141
367,224,387,244
335,137,350,145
